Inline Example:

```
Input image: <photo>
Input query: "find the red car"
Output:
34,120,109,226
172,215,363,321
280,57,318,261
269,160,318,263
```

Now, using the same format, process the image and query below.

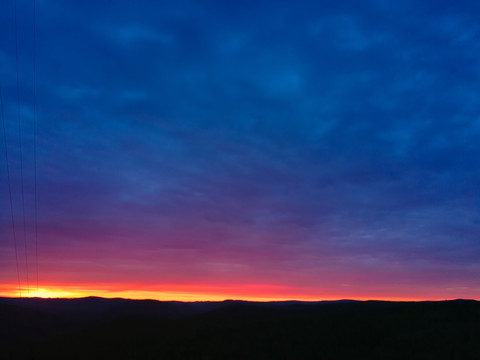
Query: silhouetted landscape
1,297,479,359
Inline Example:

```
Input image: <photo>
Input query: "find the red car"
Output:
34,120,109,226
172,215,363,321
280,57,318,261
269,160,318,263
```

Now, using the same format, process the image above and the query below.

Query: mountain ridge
1,297,479,359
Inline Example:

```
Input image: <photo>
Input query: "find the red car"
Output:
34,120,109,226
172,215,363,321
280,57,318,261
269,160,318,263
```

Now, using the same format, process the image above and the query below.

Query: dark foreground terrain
0,297,479,359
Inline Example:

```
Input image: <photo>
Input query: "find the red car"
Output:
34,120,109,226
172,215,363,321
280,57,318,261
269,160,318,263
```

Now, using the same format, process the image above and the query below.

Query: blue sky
1,0,479,299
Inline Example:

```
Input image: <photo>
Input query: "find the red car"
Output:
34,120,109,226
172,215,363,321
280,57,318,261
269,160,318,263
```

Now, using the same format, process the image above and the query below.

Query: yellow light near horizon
2,285,316,301
28,288,84,298
0,283,443,302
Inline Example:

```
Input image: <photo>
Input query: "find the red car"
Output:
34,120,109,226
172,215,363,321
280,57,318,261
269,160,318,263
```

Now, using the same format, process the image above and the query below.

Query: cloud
1,0,479,297
100,24,174,46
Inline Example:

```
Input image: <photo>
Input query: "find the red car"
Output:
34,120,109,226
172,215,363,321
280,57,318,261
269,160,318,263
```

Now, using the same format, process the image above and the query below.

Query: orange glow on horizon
0,283,467,302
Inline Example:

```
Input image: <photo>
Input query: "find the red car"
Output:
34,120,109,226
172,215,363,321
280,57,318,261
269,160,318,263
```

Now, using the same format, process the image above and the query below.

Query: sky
1,0,479,301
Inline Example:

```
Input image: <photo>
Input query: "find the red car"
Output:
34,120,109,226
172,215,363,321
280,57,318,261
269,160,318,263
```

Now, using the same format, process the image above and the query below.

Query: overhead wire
33,0,39,294
14,0,30,295
0,84,23,297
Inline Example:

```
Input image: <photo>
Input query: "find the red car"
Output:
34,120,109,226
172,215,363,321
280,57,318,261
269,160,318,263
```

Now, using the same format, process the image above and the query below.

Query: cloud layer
1,0,479,299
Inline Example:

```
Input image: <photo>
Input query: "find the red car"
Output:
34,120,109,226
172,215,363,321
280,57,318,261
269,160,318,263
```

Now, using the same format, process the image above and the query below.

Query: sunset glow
0,281,472,302
1,0,479,302
0,285,424,302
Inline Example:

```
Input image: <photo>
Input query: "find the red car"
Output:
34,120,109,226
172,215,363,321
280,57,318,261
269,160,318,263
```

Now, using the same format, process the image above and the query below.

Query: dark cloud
1,0,479,297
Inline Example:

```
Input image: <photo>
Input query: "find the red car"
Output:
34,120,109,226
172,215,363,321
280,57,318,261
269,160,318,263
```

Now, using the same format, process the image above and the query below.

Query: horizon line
2,295,478,303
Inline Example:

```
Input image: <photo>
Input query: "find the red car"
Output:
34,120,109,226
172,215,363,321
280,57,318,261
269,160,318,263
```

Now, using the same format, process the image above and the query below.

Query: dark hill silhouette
1,297,479,359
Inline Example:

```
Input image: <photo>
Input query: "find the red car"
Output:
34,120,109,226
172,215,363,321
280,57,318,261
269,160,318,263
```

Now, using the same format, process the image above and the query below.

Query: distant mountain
1,297,479,359
0,296,360,321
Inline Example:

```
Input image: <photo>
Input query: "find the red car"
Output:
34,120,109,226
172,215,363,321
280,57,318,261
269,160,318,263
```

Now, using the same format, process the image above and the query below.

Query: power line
0,84,22,297
33,0,39,294
14,0,30,295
